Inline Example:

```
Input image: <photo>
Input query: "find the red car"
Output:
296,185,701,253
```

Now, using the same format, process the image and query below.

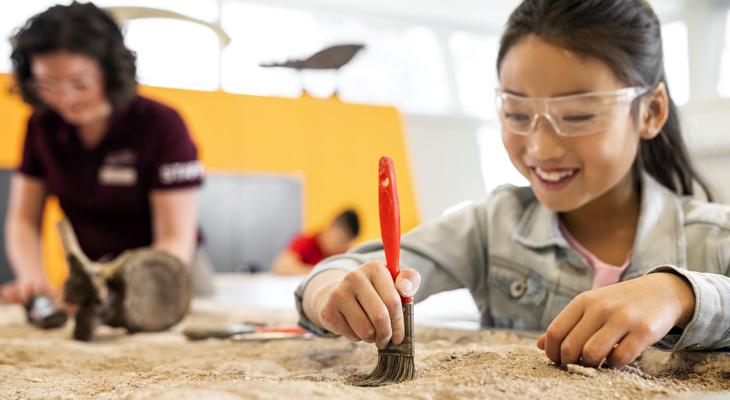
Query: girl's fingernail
399,280,413,295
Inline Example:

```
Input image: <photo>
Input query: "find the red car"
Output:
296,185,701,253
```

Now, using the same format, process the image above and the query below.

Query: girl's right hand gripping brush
354,156,415,387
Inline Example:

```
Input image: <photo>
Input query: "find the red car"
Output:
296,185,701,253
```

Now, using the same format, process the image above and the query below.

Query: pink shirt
559,224,630,289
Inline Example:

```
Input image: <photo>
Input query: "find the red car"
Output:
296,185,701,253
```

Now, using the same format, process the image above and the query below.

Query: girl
1,3,212,315
295,0,730,368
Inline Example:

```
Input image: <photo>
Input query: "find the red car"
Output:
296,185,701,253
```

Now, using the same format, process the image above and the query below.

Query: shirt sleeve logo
159,161,205,185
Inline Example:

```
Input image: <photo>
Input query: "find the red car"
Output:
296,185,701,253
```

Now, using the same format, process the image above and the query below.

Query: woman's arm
149,187,198,265
1,174,49,303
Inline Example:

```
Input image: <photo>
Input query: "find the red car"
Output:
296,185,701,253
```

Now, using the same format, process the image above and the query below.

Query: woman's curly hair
10,1,137,110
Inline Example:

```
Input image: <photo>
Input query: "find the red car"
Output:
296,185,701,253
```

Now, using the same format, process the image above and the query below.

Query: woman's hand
309,261,421,349
537,272,695,368
0,275,51,304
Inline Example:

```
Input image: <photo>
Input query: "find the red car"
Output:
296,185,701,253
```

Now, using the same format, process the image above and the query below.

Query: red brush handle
379,156,412,304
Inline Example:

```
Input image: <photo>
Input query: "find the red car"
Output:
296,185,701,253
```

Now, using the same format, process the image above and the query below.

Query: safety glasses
31,76,101,98
495,87,648,136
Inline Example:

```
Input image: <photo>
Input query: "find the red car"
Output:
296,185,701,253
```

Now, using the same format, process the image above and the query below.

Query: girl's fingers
319,263,422,347
365,265,404,347
580,321,628,367
320,308,359,341
543,295,587,364
395,268,421,298
606,331,648,368
559,314,606,365
352,271,395,348
337,292,377,343
537,334,546,350
318,283,373,342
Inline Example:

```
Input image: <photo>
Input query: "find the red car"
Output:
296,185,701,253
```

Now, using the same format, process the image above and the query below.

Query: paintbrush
354,155,415,386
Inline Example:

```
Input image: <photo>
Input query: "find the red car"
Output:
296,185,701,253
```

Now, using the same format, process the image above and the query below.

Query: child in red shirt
272,209,359,275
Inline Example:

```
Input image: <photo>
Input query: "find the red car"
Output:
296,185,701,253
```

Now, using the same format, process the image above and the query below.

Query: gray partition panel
0,169,12,284
0,170,300,281
198,174,302,273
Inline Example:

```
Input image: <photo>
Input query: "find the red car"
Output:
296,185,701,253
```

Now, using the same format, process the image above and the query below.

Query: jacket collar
513,172,687,275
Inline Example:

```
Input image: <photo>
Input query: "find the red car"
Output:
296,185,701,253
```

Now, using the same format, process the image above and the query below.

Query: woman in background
1,2,212,321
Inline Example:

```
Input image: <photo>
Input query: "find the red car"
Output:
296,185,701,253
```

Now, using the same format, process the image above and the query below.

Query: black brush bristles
352,302,414,387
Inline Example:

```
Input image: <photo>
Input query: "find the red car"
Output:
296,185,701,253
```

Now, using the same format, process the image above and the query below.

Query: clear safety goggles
495,86,648,136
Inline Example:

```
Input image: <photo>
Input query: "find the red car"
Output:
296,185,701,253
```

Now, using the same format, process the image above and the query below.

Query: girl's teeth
535,167,575,182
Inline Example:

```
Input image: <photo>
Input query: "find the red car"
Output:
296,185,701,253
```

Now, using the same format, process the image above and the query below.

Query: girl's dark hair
497,0,713,200
10,1,137,110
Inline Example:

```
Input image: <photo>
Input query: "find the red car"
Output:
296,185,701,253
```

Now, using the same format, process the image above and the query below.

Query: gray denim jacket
295,173,730,351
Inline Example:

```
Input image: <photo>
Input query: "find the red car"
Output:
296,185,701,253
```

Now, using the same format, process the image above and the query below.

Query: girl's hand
537,272,695,368
314,261,421,349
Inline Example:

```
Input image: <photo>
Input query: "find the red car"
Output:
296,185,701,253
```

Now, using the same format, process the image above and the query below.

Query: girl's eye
505,112,531,122
563,114,595,122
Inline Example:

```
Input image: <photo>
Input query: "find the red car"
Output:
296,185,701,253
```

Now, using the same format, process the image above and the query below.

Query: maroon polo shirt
18,95,204,261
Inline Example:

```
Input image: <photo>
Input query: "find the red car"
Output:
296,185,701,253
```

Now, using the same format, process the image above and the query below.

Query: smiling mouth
532,167,579,183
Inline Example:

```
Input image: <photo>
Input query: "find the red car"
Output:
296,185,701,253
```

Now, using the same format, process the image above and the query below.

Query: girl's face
499,35,643,212
31,51,111,127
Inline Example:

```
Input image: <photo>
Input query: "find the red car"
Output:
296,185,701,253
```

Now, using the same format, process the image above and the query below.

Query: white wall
676,1,730,202
682,99,730,152
694,153,730,203
402,113,486,221
686,99,730,203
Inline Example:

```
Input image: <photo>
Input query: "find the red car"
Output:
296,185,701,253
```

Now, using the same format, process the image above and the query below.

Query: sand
1,303,729,400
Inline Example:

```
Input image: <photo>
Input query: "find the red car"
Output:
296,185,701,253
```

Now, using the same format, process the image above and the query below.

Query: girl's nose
526,115,566,161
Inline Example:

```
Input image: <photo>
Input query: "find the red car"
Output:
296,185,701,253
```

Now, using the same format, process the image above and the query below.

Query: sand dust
1,303,729,400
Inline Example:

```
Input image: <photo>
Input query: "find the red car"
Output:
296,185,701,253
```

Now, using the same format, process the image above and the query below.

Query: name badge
99,166,137,186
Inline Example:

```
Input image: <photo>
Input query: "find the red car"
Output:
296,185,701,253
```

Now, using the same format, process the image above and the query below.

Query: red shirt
18,95,203,261
287,233,324,266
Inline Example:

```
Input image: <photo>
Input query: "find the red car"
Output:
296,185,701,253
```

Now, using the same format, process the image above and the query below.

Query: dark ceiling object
260,43,365,71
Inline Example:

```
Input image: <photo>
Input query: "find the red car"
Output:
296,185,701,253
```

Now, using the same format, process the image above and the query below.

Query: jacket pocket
488,264,548,330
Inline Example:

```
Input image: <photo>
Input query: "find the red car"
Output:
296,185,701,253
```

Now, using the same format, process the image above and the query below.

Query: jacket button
510,278,528,299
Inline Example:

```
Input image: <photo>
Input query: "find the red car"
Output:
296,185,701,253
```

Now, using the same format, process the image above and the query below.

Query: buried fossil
58,219,191,341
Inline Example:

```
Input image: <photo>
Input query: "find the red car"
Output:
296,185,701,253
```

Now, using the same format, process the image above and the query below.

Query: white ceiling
239,0,694,31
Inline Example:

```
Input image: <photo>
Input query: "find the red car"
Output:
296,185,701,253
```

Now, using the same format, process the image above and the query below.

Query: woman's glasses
31,76,100,98
495,87,648,136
